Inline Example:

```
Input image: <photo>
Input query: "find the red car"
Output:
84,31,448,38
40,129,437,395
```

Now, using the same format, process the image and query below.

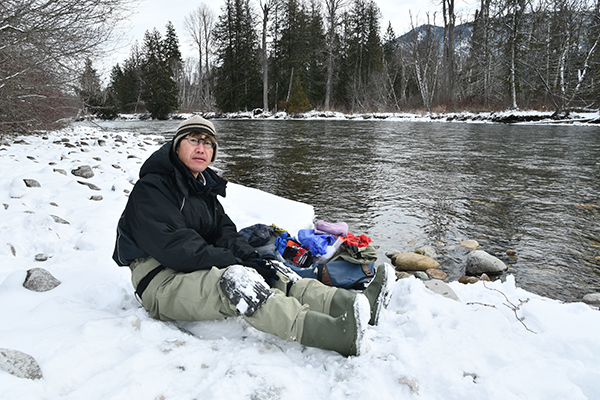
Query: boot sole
353,293,370,356
370,263,396,325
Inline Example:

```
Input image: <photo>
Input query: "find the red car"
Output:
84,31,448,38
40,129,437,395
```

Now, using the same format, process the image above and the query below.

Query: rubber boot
300,293,369,357
362,263,395,325
329,287,357,318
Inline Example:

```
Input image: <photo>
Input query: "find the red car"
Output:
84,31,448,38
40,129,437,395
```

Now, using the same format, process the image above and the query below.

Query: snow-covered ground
172,108,600,125
1,126,599,399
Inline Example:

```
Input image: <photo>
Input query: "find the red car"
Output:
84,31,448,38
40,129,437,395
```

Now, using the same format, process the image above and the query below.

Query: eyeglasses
185,136,215,149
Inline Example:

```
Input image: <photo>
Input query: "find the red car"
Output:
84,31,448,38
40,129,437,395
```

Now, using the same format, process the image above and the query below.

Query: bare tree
409,12,441,111
442,0,456,106
324,0,345,110
470,0,494,107
259,0,279,112
0,0,135,134
499,0,530,109
185,3,216,110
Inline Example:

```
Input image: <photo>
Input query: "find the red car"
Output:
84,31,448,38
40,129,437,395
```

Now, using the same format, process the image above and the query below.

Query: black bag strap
135,265,165,301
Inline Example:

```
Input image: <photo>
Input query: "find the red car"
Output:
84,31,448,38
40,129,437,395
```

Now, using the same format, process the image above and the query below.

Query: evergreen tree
272,0,306,109
214,0,262,112
463,1,494,108
107,42,145,113
270,0,327,110
323,0,344,110
140,28,179,119
333,10,353,110
77,58,104,116
304,0,327,107
337,0,384,111
286,75,312,113
164,21,184,97
123,59,143,112
164,21,184,71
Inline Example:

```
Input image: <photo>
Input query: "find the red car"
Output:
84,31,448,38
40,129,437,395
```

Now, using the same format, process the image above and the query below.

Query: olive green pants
129,257,338,343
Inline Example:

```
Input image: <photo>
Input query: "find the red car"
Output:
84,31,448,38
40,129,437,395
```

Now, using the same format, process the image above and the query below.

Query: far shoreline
86,109,600,126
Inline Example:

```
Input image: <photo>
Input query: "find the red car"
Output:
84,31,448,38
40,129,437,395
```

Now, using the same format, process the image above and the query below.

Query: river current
92,118,600,302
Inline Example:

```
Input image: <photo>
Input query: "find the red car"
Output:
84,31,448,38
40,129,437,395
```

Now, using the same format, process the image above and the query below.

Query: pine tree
164,21,183,71
271,0,316,109
164,21,184,93
140,28,179,119
286,76,312,113
214,0,262,111
77,58,103,116
337,0,384,111
305,0,327,107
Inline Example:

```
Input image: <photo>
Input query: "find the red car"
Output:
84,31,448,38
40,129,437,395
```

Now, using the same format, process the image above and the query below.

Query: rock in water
23,268,61,292
466,250,507,275
459,275,480,284
582,293,600,306
0,349,43,380
391,252,440,271
460,239,480,251
426,268,448,280
415,246,437,258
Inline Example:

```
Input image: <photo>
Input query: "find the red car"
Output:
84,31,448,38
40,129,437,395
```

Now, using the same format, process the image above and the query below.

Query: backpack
240,224,376,290
275,232,376,289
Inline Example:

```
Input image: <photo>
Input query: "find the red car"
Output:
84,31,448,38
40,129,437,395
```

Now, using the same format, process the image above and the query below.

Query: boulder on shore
582,293,600,307
391,252,440,271
71,165,94,179
460,239,480,251
0,348,42,380
466,250,507,275
23,268,61,292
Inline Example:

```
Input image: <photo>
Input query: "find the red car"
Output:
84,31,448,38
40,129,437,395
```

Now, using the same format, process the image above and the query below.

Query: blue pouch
285,260,374,290
317,260,375,289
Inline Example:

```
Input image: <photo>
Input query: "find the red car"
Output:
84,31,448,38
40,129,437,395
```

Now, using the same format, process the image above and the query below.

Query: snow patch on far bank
91,108,600,126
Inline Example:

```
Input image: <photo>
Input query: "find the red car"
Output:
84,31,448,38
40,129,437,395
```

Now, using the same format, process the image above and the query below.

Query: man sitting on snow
112,115,394,356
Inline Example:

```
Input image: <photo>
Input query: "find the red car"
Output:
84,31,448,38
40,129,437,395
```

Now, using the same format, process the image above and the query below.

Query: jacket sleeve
124,176,242,272
212,199,259,261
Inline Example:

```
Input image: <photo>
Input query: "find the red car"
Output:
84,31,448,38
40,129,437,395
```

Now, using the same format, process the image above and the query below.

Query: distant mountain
397,22,473,52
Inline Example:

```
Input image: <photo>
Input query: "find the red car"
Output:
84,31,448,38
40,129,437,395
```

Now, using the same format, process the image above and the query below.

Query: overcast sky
103,0,476,75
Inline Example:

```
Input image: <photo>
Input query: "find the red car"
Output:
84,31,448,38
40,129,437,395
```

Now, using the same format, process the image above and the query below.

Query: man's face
176,134,215,178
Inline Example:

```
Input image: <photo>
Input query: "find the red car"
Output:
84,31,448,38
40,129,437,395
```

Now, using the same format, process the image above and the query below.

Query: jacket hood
140,141,227,197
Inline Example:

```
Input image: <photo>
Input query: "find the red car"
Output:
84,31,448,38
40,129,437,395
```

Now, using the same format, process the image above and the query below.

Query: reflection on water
92,118,600,302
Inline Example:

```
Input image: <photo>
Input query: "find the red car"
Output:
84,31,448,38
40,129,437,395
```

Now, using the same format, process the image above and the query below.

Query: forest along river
91,118,600,303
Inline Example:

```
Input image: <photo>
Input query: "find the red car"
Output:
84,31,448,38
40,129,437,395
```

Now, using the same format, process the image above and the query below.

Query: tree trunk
260,1,271,112
324,0,342,111
443,0,455,106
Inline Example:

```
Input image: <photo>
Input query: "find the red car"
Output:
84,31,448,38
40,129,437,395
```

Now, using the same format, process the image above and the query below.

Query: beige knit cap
172,115,218,161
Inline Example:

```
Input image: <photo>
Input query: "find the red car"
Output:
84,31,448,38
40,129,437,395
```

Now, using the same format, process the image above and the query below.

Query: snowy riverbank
100,108,600,126
1,126,600,399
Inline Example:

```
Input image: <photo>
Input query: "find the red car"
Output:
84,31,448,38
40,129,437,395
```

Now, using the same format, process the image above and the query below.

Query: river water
92,118,600,302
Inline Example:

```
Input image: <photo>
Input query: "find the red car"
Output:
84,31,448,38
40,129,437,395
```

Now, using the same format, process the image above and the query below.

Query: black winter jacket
112,141,258,272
